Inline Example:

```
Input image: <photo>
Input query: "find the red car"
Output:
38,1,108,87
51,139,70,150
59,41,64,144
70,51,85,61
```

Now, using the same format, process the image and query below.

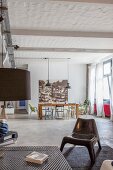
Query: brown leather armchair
60,118,101,164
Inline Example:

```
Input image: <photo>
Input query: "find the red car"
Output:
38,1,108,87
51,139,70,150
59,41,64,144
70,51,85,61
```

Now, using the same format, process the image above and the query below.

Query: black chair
60,118,101,164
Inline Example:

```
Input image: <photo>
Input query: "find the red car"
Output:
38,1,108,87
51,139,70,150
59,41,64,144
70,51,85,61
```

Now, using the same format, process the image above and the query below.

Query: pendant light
45,58,51,86
66,58,71,89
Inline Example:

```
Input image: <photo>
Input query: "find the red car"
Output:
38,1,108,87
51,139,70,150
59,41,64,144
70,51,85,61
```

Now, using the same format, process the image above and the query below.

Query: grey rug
63,146,113,170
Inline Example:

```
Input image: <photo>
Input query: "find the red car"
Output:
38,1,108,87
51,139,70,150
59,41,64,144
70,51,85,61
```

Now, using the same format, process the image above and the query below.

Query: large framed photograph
39,80,68,103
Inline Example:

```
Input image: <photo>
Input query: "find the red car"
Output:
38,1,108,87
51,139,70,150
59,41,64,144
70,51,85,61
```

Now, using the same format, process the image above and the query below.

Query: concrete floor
8,114,113,148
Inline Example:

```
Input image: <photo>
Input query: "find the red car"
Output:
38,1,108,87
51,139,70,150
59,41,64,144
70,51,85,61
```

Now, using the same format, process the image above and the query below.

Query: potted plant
83,98,90,114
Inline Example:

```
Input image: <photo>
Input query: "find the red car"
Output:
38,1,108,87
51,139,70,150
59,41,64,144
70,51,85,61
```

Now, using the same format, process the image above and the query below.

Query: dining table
38,103,79,120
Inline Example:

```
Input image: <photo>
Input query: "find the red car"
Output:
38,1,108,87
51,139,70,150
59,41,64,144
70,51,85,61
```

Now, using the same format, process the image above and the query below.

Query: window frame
103,59,112,100
103,59,112,77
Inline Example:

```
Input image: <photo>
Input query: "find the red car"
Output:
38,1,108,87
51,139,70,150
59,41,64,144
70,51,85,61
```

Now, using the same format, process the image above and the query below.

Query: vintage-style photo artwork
39,80,68,103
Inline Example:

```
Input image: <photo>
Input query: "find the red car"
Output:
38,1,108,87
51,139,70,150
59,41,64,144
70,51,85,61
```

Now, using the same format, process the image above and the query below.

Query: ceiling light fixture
45,58,51,87
66,58,71,89
7,44,20,50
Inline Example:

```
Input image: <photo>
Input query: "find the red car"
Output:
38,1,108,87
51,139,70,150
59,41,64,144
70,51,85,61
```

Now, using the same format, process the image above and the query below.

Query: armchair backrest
73,118,99,139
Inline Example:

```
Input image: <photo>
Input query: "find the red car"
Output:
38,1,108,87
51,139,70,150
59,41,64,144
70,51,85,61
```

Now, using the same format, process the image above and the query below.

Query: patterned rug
63,146,113,170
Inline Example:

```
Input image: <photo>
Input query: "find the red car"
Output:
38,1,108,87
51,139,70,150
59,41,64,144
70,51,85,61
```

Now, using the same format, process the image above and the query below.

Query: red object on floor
104,104,110,117
94,104,97,114
94,103,110,117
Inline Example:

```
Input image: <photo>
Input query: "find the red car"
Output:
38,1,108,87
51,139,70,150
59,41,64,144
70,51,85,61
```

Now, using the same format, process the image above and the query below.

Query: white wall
28,61,86,107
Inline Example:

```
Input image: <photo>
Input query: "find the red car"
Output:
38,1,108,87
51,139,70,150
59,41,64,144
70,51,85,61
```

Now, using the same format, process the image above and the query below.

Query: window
103,77,111,100
103,59,112,100
103,60,112,76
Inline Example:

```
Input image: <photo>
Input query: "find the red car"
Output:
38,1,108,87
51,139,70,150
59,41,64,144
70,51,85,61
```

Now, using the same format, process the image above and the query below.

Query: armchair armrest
0,131,18,147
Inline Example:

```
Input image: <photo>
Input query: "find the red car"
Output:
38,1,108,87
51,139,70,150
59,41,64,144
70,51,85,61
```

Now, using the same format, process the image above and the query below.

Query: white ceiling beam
52,0,113,4
11,29,113,38
17,47,113,53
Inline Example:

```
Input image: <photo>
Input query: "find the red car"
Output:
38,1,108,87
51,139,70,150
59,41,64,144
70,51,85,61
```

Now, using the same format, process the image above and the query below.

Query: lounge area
0,0,113,169
6,115,113,170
